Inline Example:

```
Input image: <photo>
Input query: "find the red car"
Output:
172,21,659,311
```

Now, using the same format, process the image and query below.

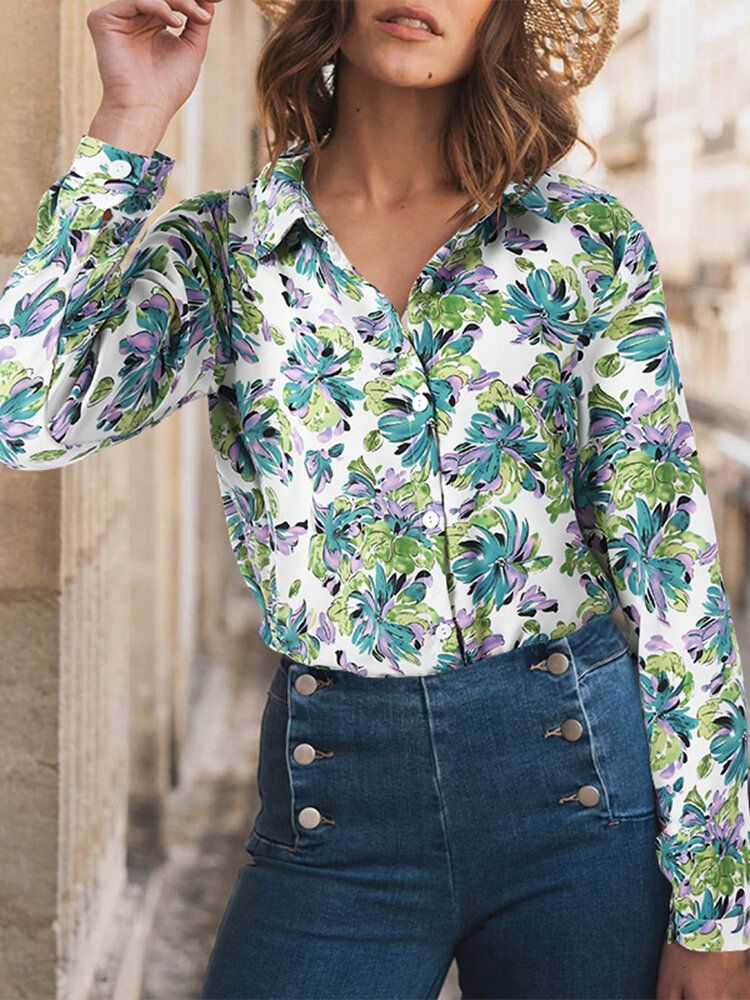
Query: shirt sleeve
574,199,750,952
0,132,230,471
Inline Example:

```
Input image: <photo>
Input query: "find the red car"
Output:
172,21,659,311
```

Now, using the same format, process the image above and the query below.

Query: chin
356,49,446,88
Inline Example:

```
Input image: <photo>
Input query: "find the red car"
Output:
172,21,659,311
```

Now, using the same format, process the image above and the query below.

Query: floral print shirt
1,132,749,953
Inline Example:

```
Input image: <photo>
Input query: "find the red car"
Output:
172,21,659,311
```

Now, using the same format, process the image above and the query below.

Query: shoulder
509,166,640,243
509,167,666,318
549,167,657,254
524,166,637,232
529,168,661,280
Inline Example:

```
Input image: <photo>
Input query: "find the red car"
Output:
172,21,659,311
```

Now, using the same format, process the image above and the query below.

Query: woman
1,0,748,996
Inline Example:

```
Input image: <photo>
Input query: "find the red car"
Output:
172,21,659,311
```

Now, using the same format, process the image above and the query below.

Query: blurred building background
572,0,750,658
0,0,748,998
0,3,273,999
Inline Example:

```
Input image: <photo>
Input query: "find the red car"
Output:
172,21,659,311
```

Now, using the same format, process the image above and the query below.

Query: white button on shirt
109,159,133,179
422,510,440,531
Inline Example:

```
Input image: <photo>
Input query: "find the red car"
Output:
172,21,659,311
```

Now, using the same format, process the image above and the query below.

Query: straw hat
251,0,620,92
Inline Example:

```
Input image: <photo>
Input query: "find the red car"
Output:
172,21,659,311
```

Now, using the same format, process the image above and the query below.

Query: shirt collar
249,143,324,258
249,142,547,260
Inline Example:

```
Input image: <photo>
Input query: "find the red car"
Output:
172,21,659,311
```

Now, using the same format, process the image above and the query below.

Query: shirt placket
324,228,478,669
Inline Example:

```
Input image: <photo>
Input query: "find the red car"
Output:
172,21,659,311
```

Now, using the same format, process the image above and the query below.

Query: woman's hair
255,0,598,225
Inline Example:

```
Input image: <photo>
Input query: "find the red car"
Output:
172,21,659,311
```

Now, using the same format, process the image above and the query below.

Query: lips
375,5,443,36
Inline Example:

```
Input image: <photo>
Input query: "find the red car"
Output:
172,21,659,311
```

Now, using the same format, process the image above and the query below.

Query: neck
306,52,463,210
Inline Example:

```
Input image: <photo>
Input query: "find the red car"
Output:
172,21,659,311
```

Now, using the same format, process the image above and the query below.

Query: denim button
546,652,569,674
298,806,322,828
293,742,316,765
295,673,318,695
561,719,583,741
577,785,600,807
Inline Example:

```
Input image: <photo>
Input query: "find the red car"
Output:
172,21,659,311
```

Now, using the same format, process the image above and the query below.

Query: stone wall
0,3,268,997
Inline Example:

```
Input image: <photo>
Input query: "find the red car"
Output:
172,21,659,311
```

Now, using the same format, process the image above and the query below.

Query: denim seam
569,665,615,822
608,809,658,823
420,677,462,939
575,645,630,680
247,828,297,853
267,689,287,706
575,652,658,824
284,667,300,851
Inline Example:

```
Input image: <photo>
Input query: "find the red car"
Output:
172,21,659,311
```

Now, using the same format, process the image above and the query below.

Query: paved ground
140,631,460,999
140,624,272,1000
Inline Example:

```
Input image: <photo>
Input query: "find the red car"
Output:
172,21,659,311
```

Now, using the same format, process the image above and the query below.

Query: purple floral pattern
0,133,748,952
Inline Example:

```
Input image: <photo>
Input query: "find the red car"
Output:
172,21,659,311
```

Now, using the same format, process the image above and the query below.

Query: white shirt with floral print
1,132,748,952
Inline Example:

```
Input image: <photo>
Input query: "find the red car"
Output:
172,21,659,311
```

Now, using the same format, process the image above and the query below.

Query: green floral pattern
0,133,748,951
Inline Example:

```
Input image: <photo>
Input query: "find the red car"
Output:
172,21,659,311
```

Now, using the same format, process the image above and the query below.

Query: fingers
162,0,216,27
118,0,219,30
174,0,220,47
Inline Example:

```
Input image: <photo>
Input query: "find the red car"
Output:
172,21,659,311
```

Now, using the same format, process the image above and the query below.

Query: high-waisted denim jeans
201,609,672,1000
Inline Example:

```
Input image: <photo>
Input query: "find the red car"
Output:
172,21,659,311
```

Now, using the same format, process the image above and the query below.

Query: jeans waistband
271,609,631,704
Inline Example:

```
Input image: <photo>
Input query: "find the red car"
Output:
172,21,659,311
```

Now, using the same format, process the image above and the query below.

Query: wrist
87,105,172,158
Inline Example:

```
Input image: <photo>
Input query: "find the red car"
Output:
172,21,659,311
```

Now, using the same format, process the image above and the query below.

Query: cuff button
109,159,133,179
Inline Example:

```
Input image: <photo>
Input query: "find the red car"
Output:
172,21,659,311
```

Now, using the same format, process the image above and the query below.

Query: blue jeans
201,610,672,999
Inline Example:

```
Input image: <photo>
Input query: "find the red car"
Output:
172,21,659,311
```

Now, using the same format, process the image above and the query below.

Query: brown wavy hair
255,0,597,226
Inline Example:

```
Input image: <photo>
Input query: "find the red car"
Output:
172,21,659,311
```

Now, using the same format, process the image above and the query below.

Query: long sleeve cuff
61,131,175,207
661,825,750,951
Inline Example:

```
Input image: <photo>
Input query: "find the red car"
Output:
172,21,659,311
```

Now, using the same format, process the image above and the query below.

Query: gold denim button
298,806,322,829
293,742,316,765
561,719,583,741
294,673,318,695
577,785,600,807
546,651,569,674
